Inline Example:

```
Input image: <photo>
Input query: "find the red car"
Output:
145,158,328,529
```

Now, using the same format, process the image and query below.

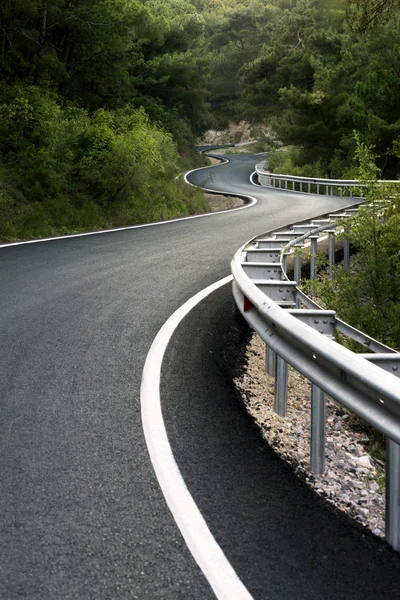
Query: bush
267,146,328,177
0,86,206,240
305,136,400,349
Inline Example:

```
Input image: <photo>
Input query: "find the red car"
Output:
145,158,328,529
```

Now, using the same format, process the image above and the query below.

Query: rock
358,510,369,520
355,445,365,457
357,467,373,476
373,496,383,506
354,455,373,469
235,332,386,544
372,528,383,537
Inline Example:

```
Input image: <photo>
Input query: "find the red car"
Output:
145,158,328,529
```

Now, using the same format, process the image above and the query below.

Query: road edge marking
0,162,257,250
140,275,254,600
184,158,258,211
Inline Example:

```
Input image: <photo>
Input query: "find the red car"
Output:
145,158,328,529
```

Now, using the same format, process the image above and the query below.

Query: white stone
354,455,373,469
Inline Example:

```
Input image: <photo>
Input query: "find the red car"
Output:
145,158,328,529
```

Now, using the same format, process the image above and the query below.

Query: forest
0,0,400,240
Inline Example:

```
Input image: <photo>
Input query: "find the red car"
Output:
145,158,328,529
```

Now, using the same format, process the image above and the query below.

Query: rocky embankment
205,193,245,212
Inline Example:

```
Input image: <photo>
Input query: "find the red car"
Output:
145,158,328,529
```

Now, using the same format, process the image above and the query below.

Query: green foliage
200,0,400,178
305,138,400,349
347,0,399,31
267,147,328,177
0,85,208,241
0,186,17,239
3,0,400,240
0,0,215,240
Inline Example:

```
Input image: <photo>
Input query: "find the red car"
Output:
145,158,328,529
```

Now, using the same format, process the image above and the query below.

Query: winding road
1,153,400,599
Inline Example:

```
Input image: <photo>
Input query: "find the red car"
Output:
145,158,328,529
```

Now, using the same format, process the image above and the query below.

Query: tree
306,138,400,348
347,0,399,31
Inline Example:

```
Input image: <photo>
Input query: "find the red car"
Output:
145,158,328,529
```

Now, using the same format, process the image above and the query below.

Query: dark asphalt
162,284,400,599
1,153,398,599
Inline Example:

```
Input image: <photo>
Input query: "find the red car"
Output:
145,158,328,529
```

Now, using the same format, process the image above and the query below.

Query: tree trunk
59,38,74,103
1,0,8,58
33,6,48,84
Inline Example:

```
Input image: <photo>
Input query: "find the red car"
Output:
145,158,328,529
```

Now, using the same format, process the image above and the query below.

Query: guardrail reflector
244,296,253,312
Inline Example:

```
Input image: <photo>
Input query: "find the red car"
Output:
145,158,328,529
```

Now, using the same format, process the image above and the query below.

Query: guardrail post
294,246,302,308
282,253,288,274
294,248,302,285
386,438,400,551
266,345,276,376
343,238,350,269
310,236,318,281
317,184,320,195
328,232,335,279
311,384,326,474
274,355,288,417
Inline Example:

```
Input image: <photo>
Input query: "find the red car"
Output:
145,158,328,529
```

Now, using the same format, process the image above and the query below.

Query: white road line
250,171,258,186
140,275,254,600
0,163,257,250
185,158,258,210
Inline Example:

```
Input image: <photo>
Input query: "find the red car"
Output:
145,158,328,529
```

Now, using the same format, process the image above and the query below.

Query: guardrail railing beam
255,162,397,199
255,281,297,307
232,197,400,551
360,354,400,374
246,249,281,263
275,231,301,240
258,238,292,249
313,219,331,227
293,224,315,234
242,263,286,281
336,320,396,354
288,310,336,337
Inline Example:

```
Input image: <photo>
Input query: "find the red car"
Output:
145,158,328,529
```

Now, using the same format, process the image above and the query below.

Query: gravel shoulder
234,333,386,539
203,157,246,211
205,193,245,212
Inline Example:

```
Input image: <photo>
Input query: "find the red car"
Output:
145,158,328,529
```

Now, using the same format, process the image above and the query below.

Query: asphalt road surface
1,153,400,599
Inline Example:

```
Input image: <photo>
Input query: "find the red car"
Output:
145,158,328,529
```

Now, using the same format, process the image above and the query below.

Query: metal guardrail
231,204,400,551
255,161,399,198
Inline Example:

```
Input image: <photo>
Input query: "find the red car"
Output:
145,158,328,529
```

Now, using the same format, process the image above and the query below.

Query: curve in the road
141,274,253,600
0,191,256,251
141,151,260,598
2,151,400,600
184,155,258,209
